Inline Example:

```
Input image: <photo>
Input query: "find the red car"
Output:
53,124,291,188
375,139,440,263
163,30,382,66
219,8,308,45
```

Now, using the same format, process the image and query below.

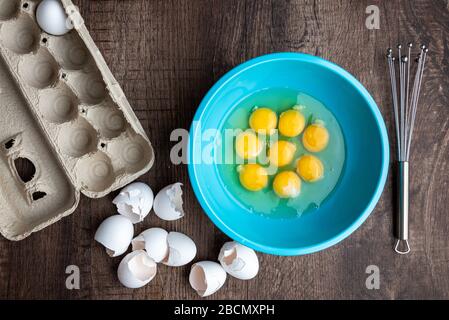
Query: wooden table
1,0,448,300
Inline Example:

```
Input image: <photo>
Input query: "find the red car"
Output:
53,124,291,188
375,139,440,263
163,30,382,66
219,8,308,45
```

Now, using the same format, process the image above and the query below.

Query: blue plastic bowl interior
188,53,389,256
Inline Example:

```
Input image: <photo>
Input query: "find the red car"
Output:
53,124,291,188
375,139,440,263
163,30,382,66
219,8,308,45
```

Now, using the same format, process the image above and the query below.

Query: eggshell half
189,261,227,297
153,183,184,221
94,215,134,257
132,228,169,263
117,250,157,288
36,0,71,36
218,241,259,280
162,231,197,267
113,182,154,224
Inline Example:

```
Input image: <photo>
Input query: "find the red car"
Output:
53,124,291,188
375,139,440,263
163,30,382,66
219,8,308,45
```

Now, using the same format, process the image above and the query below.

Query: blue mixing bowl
188,53,389,256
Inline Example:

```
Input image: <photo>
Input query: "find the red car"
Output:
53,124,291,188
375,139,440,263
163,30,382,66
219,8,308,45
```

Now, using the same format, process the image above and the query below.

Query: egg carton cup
0,0,154,240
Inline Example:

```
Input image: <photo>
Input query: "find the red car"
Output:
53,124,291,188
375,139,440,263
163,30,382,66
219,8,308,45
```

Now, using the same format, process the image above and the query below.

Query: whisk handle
394,161,410,254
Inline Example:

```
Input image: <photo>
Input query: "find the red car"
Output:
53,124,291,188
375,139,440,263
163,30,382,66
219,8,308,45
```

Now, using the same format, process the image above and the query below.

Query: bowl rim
188,52,389,256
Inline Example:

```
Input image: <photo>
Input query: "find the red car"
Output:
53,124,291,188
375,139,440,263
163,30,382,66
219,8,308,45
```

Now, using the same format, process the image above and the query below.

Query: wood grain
1,0,448,299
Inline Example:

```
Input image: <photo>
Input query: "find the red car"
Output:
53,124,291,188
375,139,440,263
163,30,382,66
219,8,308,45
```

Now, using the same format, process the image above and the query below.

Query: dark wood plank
0,0,448,299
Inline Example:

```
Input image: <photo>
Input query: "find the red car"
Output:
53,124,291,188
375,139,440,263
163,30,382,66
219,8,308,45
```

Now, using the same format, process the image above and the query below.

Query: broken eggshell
189,261,227,297
131,227,169,263
162,231,197,267
113,182,154,224
218,241,259,280
94,215,134,257
153,183,184,221
117,250,157,289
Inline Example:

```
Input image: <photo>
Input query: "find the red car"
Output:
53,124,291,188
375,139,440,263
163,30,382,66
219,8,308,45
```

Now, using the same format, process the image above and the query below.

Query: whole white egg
36,0,71,36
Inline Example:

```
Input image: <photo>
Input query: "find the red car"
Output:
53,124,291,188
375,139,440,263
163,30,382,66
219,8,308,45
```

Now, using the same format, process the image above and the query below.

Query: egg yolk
273,171,301,198
279,109,305,137
238,164,268,191
268,140,297,167
302,124,329,152
235,131,263,159
296,154,324,182
249,108,277,135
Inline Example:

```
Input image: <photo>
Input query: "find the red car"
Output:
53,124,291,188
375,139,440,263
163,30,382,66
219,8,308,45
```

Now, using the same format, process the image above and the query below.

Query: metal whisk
386,43,428,254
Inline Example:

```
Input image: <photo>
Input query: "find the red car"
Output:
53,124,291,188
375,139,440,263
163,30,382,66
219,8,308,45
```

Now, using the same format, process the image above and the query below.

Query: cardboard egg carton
0,0,154,240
